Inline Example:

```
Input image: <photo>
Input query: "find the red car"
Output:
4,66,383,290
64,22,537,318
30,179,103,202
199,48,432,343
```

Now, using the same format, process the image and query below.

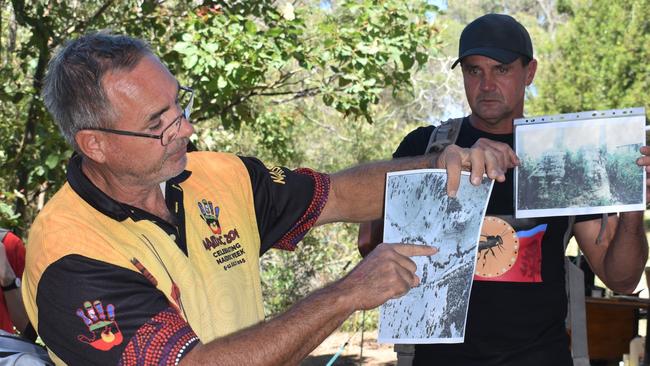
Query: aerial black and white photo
378,169,493,344
515,108,646,218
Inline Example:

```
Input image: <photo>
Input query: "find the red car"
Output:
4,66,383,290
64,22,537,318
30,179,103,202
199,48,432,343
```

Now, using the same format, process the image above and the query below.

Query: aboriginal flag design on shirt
474,215,546,282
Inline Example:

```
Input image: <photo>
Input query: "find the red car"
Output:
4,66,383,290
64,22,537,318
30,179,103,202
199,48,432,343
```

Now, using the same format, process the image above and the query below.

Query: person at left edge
20,32,515,366
0,229,30,337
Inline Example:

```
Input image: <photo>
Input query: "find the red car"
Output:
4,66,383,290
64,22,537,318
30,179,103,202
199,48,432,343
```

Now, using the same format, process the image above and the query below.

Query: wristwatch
1,278,21,292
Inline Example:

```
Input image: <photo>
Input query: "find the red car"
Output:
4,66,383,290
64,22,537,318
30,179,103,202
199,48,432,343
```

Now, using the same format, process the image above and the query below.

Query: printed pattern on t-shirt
118,307,199,366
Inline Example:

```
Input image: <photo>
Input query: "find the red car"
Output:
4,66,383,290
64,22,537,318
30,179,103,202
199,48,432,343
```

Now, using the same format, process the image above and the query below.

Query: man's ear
75,130,107,163
525,58,538,86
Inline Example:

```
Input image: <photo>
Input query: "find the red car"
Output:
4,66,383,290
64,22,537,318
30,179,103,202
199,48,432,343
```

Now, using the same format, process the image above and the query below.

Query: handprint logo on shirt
198,199,222,235
76,300,123,351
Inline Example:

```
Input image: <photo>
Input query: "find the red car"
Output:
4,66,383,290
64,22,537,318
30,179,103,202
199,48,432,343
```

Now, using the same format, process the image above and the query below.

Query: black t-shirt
395,118,598,366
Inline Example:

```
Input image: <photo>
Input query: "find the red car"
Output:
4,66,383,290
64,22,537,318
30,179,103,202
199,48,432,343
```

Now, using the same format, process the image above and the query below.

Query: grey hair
42,32,152,151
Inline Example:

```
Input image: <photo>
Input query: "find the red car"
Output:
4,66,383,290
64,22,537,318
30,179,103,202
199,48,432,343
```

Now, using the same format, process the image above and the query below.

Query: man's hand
337,243,437,311
0,242,16,288
436,139,519,196
637,146,650,206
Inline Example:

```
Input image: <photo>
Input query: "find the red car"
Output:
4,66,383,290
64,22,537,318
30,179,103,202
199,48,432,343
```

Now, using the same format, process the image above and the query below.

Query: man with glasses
82,85,194,147
21,32,512,365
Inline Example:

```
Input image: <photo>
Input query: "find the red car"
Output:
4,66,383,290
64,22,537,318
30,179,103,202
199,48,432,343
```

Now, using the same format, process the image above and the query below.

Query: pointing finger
390,243,438,257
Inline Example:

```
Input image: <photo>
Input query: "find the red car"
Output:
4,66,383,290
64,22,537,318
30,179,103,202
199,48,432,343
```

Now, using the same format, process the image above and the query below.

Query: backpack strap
394,344,415,366
567,213,608,366
563,216,591,366
595,213,608,244
424,117,465,154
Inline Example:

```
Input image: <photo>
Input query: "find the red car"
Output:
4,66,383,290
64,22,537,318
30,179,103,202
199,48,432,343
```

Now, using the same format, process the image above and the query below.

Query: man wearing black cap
360,13,650,366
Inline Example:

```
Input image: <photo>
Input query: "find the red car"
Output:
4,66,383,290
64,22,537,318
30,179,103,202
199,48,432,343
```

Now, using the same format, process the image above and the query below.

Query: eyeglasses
82,86,194,146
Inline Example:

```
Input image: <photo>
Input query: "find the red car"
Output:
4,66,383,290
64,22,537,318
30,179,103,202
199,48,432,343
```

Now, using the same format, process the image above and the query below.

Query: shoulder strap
394,344,415,366
563,216,591,366
0,229,8,243
424,117,464,154
562,216,575,252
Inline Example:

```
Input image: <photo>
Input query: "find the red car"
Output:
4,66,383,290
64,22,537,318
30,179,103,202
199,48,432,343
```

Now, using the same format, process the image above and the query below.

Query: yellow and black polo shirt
22,151,329,365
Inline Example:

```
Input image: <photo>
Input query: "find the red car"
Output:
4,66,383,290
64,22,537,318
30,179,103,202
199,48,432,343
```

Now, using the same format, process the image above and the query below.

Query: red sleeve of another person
2,232,25,277
0,232,25,333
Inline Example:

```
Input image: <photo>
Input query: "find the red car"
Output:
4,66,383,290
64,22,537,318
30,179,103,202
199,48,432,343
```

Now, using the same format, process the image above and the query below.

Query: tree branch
269,87,321,104
60,0,116,46
296,109,353,142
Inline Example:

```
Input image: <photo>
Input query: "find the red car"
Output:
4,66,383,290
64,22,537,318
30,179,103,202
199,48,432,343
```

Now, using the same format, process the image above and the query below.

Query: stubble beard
159,138,190,179
472,98,513,127
137,138,189,185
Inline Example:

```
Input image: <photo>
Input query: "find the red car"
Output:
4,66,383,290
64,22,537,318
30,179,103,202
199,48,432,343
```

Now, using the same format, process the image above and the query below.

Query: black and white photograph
515,108,646,218
378,169,493,344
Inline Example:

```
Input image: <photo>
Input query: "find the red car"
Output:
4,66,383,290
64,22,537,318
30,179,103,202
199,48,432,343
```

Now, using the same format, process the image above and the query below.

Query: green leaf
181,33,193,42
217,76,228,89
172,41,192,53
245,20,257,34
415,51,428,66
34,166,45,177
323,94,334,106
184,54,198,69
267,28,283,37
356,41,379,55
224,62,241,74
203,42,220,53
400,53,415,70
45,154,59,169
363,78,376,87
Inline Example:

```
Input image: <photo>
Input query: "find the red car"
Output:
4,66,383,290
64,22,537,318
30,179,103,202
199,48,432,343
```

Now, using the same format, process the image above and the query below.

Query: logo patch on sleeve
76,300,123,351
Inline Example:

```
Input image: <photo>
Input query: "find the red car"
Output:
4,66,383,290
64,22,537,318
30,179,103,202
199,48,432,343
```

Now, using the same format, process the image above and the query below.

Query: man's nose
179,114,195,138
480,73,496,91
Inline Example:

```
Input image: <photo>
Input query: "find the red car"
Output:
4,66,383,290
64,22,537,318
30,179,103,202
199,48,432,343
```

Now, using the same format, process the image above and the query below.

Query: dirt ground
301,330,396,366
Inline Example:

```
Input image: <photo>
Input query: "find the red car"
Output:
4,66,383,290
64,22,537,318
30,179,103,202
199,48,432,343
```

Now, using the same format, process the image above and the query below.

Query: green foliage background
0,0,440,327
529,0,650,114
1,0,649,331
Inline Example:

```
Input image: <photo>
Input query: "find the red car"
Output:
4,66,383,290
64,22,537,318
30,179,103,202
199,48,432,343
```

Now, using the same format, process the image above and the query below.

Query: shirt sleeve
239,156,330,254
35,255,198,366
3,232,26,277
575,212,616,223
393,126,434,159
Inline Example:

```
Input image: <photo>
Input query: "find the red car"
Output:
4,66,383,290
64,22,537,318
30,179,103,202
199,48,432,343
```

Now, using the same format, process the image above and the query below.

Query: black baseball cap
451,13,533,69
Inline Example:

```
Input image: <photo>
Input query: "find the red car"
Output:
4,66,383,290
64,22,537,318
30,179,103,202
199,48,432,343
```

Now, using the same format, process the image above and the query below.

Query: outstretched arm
356,138,518,256
317,142,518,226
28,243,435,365
576,146,650,293
180,244,437,365
575,213,647,294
